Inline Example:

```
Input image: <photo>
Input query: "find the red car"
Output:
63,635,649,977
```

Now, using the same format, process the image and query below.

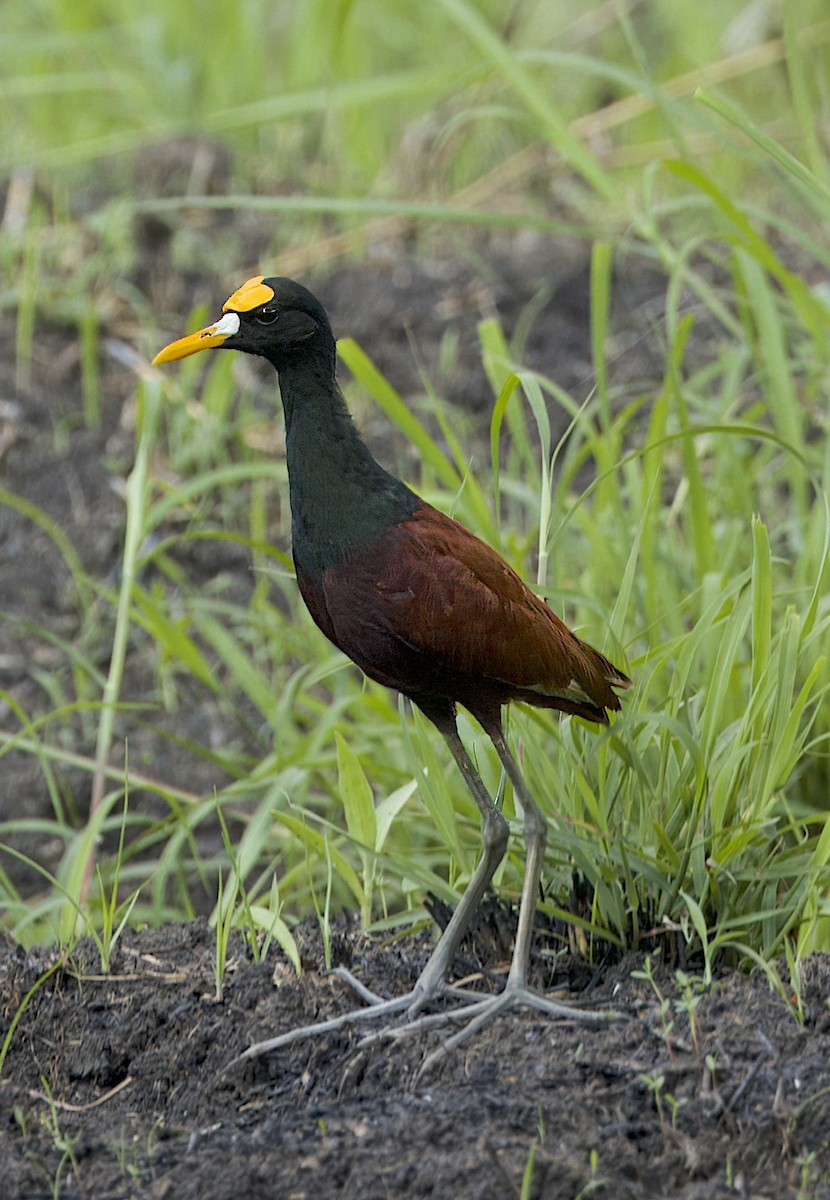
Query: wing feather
317,504,629,716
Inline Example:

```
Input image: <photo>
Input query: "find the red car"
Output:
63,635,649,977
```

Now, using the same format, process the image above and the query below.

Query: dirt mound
2,920,829,1199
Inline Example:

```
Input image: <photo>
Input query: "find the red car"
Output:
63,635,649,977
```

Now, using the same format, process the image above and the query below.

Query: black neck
275,351,417,577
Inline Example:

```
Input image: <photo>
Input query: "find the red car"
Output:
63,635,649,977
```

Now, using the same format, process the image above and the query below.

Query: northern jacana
154,276,630,1067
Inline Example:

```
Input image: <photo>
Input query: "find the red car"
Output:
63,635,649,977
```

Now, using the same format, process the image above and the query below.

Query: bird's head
152,276,334,370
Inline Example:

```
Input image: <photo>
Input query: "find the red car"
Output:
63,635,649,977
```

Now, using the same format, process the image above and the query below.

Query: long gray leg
478,715,547,991
353,711,612,1078
412,711,509,1003
223,707,613,1077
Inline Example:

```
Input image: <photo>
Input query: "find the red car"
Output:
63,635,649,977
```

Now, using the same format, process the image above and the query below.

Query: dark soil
2,922,830,1199
1,166,829,1196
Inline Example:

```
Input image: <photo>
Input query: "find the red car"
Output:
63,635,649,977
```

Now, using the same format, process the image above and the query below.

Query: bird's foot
224,967,618,1079
223,966,479,1073
355,979,618,1079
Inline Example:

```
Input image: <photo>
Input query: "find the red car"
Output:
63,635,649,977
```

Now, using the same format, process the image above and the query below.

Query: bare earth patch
2,921,830,1199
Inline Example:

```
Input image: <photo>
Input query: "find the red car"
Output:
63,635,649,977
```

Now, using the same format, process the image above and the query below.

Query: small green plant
796,1153,819,1200
94,786,141,974
0,954,68,1078
640,1071,686,1131
519,1137,537,1200
213,868,235,1003
115,1134,142,1183
574,1149,604,1200
634,958,715,1065
783,941,805,1023
210,796,301,997
663,1089,687,1129
35,1078,80,1200
632,956,675,1052
673,969,707,1061
312,840,335,973
640,1071,667,1123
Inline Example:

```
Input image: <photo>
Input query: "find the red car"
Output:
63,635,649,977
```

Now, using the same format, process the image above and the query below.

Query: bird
153,276,631,1067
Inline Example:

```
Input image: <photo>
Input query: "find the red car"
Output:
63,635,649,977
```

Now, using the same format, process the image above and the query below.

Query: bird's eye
256,307,279,325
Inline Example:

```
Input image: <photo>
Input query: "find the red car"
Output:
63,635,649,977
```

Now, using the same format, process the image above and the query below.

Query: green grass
1,2,829,995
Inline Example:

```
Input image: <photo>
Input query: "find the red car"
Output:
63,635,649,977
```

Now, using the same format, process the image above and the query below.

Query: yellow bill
152,311,241,365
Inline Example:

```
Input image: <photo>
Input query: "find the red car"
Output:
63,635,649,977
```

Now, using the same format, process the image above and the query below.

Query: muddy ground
1,172,829,1196
2,921,830,1199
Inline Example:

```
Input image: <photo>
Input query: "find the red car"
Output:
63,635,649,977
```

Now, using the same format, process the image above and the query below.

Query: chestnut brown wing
319,503,628,716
